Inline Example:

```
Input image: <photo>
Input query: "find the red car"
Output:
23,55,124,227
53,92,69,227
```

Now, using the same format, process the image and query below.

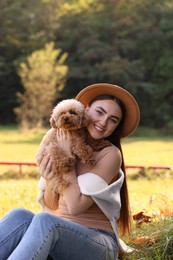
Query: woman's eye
96,110,102,115
111,119,117,123
110,118,118,124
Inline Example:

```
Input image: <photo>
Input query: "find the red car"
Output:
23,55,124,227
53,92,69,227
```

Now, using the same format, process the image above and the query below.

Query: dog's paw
91,139,111,151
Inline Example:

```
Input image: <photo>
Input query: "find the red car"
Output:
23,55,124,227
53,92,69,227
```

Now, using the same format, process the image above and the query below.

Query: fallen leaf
133,211,152,226
131,231,159,247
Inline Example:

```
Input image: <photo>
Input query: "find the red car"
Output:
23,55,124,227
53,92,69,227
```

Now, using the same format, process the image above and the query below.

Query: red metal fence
0,161,171,174
0,161,37,174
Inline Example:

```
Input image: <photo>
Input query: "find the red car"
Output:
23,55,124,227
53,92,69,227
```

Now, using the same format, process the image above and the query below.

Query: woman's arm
63,145,122,215
38,129,121,214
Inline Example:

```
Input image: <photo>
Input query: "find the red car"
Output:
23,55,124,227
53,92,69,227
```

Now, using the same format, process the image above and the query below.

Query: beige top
41,145,122,233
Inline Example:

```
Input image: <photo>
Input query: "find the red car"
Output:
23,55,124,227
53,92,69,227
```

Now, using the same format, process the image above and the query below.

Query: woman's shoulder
92,144,122,182
95,143,122,161
102,143,121,154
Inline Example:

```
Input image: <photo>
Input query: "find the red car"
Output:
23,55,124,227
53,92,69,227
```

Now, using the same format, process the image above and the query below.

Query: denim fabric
0,208,118,260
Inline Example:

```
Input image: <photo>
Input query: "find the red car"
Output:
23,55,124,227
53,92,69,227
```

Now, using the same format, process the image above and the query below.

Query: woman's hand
56,129,73,157
38,153,55,179
38,130,73,178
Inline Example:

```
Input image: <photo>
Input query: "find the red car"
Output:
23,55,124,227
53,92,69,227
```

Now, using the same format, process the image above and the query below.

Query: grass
0,178,40,217
1,176,172,260
0,125,173,259
122,217,173,260
0,125,173,168
125,178,173,259
122,138,173,169
122,126,173,171
0,125,45,161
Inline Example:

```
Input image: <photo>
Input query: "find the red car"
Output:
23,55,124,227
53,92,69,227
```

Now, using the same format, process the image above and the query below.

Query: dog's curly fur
36,99,111,194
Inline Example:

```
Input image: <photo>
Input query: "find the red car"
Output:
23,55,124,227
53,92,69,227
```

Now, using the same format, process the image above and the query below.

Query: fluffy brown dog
36,99,111,194
36,99,93,193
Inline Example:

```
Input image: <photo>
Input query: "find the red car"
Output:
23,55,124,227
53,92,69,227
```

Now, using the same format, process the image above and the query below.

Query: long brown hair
89,94,131,236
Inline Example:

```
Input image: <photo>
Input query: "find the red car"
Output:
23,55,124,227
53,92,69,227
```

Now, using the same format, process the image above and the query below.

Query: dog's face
50,99,90,130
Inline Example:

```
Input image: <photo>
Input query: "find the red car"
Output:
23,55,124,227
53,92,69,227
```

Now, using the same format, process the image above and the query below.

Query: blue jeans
0,208,118,260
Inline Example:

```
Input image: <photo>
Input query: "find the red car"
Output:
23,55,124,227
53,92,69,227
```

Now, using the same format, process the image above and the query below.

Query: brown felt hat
76,83,140,138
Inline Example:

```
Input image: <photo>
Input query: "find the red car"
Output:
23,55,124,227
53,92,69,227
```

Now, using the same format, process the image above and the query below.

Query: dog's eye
69,110,77,115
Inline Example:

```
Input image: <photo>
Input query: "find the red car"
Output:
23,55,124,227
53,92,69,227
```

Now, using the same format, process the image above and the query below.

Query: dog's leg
86,132,111,151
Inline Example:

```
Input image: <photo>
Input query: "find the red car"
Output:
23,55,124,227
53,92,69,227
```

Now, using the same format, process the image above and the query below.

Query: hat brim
75,83,140,138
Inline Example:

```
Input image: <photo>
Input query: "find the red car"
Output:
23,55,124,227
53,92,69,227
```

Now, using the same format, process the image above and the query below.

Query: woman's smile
94,124,105,132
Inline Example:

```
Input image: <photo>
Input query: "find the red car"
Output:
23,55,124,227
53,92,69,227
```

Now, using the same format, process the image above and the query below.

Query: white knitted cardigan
78,170,134,254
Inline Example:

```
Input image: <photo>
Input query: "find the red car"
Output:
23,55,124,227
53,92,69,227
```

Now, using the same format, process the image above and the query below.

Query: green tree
1,0,173,131
0,0,62,124
57,0,173,131
57,0,145,97
15,42,68,128
131,0,173,128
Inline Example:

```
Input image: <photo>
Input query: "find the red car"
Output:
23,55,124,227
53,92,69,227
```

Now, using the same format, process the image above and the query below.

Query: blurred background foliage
0,0,173,131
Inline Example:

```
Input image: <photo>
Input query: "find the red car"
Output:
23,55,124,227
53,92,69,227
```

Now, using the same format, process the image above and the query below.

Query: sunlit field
1,177,173,218
0,126,173,217
123,138,173,169
0,178,40,218
0,126,172,169
0,126,173,259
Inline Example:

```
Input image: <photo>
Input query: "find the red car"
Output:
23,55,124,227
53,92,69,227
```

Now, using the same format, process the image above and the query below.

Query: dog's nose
64,116,69,122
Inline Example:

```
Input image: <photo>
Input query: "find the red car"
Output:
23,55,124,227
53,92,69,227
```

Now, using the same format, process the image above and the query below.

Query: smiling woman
0,83,140,260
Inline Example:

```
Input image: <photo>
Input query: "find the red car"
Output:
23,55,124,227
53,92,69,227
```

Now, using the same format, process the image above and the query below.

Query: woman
0,83,140,260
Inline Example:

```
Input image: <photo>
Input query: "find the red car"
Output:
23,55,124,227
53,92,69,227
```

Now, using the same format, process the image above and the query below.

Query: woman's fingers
45,157,55,179
56,129,72,156
39,154,54,179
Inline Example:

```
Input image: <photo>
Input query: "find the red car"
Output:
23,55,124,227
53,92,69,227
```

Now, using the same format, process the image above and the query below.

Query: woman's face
86,99,123,140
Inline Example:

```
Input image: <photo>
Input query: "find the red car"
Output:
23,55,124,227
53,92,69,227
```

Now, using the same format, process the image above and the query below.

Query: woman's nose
100,116,107,126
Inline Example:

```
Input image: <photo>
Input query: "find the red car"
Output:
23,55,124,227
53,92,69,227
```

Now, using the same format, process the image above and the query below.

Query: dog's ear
50,117,57,128
82,112,91,127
